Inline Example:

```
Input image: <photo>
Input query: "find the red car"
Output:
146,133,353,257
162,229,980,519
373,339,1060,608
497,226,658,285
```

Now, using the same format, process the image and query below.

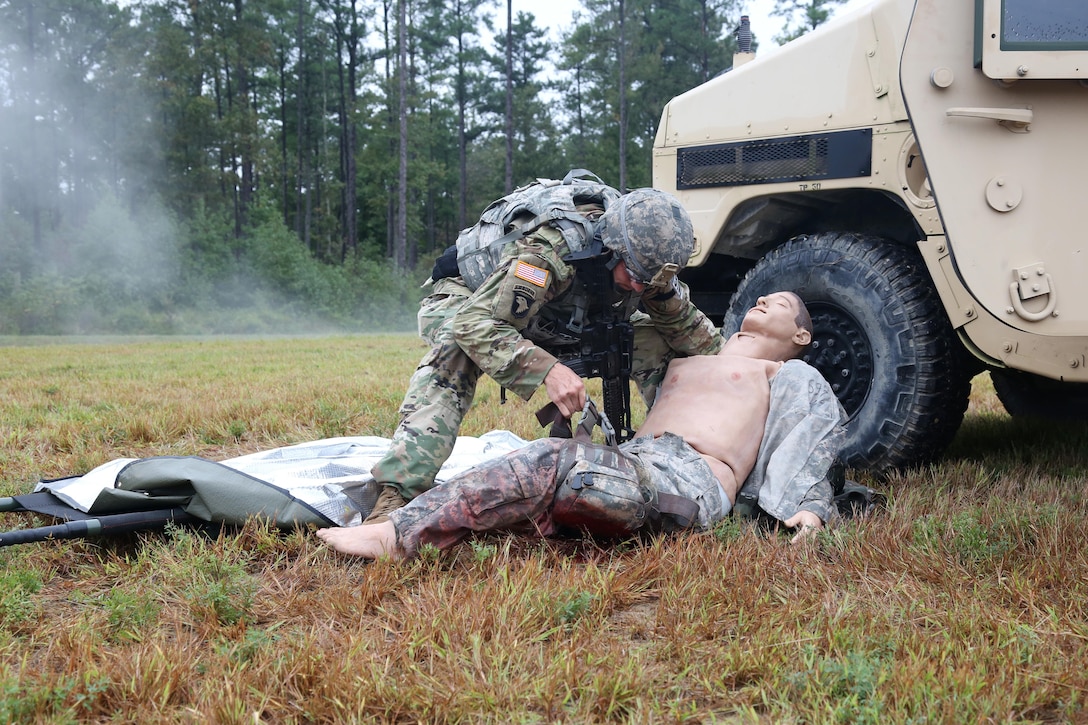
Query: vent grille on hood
676,128,872,189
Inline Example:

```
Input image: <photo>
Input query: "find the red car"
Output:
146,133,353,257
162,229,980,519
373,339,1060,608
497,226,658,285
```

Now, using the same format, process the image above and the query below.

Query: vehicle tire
991,370,1088,421
723,232,972,473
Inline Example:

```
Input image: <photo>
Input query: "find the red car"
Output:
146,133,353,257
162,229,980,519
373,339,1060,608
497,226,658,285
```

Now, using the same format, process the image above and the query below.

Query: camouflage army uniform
370,215,722,500
386,360,845,556
387,433,726,556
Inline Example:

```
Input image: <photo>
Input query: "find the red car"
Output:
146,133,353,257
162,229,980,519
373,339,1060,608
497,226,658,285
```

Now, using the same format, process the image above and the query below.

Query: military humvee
653,0,1088,472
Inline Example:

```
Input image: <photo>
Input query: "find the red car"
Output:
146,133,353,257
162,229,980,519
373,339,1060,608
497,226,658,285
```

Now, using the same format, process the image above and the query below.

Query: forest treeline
0,0,841,334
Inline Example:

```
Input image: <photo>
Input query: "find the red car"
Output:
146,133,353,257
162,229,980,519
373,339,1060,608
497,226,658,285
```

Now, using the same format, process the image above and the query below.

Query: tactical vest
454,169,621,290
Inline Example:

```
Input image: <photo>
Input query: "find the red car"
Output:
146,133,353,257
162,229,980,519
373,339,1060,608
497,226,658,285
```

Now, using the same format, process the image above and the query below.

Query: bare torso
636,354,783,503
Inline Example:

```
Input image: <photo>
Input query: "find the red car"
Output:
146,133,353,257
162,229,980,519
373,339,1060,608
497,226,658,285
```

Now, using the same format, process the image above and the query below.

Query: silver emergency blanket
35,431,529,528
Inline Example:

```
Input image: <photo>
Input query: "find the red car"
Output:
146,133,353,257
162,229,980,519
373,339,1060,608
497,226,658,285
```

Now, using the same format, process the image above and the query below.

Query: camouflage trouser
370,287,693,500
369,283,479,500
389,438,569,556
387,433,728,557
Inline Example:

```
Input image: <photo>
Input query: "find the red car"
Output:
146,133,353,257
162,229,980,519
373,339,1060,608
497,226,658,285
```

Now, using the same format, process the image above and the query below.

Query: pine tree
772,0,847,45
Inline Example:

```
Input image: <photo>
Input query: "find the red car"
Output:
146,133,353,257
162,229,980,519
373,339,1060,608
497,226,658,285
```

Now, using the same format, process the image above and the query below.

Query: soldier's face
612,261,646,293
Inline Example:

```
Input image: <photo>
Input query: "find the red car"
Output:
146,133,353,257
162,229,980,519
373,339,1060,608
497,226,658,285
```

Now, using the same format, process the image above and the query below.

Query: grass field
2,335,1088,723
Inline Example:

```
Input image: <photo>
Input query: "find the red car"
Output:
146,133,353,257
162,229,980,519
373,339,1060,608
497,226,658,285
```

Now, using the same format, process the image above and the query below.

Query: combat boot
364,484,408,524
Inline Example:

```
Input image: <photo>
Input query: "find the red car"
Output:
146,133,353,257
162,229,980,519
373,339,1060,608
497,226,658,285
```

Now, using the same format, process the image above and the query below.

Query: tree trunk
395,0,408,270
617,0,627,192
455,0,468,229
504,0,513,192
344,0,359,260
278,45,289,225
295,0,307,245
233,0,253,237
332,0,360,262
22,3,43,248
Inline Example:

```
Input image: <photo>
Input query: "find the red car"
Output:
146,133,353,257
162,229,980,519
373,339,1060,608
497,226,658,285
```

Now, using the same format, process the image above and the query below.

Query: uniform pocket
551,454,655,538
417,290,467,343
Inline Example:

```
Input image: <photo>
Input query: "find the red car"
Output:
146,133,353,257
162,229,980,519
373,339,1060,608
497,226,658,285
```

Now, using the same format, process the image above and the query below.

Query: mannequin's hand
783,510,823,544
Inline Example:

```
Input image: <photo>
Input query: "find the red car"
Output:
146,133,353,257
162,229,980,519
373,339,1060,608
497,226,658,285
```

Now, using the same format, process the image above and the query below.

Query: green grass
1,335,1088,722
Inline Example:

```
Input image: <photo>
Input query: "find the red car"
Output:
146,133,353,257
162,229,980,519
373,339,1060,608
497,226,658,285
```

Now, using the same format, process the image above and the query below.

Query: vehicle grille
675,128,872,189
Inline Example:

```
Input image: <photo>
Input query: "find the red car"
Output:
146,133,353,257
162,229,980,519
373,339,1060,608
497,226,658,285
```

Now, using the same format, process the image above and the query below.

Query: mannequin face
741,293,811,345
725,292,812,360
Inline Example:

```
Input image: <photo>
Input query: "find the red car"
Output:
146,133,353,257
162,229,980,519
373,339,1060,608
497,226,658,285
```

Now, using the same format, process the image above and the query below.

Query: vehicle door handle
946,107,1033,132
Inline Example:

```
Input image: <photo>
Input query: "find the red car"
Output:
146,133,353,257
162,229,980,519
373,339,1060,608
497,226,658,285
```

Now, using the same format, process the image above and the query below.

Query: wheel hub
803,304,873,418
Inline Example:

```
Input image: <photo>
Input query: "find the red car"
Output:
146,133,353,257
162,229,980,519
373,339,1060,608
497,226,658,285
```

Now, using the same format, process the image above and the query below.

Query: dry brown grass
2,335,1088,723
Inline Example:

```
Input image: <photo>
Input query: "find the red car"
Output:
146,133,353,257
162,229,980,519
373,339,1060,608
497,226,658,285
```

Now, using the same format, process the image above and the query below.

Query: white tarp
35,431,530,527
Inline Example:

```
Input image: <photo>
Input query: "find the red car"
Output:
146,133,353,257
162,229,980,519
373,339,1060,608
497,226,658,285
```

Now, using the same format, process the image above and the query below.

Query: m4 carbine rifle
538,246,636,443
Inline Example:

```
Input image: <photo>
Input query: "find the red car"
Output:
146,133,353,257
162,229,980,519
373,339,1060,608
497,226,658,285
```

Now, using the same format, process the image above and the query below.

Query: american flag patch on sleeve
513,261,549,288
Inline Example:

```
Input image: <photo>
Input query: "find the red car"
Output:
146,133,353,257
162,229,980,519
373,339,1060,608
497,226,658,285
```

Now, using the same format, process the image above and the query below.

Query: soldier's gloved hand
783,510,823,544
543,362,586,419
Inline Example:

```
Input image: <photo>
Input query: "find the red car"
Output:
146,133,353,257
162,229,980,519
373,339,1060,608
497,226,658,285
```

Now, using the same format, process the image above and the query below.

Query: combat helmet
596,188,694,288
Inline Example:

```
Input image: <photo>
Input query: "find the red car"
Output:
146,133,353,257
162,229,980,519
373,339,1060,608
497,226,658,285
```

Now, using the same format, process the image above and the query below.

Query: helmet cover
597,189,694,287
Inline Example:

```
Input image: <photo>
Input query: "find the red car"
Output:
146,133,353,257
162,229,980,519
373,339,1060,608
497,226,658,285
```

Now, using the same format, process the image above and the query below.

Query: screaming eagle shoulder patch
513,261,549,288
511,289,534,319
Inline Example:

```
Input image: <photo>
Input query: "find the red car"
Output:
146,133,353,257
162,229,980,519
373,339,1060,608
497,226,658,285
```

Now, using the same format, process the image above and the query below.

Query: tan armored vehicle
654,0,1088,472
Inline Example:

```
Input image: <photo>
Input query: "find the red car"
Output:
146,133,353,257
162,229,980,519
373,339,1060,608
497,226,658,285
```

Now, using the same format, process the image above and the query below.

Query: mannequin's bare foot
316,521,402,559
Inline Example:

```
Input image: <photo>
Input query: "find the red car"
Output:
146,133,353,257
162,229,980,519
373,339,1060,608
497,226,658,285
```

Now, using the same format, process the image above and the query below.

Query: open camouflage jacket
739,359,848,524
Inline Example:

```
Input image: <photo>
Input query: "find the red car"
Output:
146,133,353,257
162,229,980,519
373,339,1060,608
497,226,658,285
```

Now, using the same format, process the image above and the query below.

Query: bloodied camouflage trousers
387,432,728,557
368,277,722,500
